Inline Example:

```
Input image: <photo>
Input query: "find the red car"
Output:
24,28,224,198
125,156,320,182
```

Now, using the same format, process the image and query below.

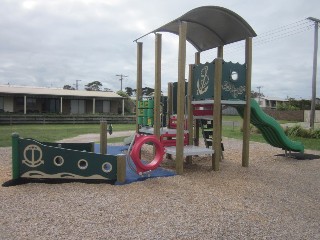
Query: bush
311,129,320,138
285,125,320,139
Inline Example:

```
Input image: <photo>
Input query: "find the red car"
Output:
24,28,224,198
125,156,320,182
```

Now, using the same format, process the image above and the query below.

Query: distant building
254,96,288,109
0,85,123,114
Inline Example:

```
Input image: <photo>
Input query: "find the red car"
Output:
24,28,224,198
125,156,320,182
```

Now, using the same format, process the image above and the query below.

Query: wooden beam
217,46,223,58
136,42,143,133
92,98,95,114
154,34,162,138
213,58,223,171
186,64,194,164
100,121,107,155
167,82,173,127
176,21,187,175
194,52,200,146
116,154,126,183
242,37,253,167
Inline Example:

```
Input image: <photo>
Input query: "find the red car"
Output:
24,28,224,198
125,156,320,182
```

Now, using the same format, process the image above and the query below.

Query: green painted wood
11,133,20,180
18,138,118,180
192,61,246,101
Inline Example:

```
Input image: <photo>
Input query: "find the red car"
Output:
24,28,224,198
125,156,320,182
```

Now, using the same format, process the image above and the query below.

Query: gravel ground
0,133,319,240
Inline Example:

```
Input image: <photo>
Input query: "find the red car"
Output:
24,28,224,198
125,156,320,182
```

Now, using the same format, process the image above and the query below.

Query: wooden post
116,154,126,183
136,42,143,133
12,133,20,180
217,46,223,59
93,98,96,114
24,95,27,115
194,52,200,146
242,37,253,167
154,33,162,138
122,99,125,116
217,46,223,161
186,64,194,164
167,82,173,127
100,121,107,155
213,58,223,171
176,21,187,175
60,97,63,114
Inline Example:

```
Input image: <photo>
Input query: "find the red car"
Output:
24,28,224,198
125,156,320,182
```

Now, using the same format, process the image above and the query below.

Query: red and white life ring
130,134,165,174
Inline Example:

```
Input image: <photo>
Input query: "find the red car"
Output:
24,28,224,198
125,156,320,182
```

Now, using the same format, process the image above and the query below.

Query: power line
223,18,315,55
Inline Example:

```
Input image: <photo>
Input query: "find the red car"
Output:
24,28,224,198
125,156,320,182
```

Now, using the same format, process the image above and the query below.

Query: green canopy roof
135,6,257,52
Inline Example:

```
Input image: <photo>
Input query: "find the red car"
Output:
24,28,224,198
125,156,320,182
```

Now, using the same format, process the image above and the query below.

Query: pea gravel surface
0,133,319,240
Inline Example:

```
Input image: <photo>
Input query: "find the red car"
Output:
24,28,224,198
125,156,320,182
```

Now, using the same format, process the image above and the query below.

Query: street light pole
308,17,320,129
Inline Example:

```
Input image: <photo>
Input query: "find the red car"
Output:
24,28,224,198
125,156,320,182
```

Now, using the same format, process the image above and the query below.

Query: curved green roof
135,6,257,52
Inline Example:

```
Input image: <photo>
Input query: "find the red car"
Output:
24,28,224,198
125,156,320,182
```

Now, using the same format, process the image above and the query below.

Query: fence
0,114,136,125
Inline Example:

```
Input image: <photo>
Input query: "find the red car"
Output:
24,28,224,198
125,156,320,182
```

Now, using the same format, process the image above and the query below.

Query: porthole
78,159,88,170
102,162,112,173
53,156,64,166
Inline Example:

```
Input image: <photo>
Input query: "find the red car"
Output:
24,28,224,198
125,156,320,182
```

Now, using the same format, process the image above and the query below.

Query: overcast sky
0,0,319,99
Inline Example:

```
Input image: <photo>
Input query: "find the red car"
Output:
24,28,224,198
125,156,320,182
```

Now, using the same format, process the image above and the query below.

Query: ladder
200,119,224,159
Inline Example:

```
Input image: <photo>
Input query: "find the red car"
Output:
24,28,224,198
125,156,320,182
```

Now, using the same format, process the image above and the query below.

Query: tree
85,81,103,91
142,87,155,96
251,90,264,98
125,87,134,96
63,85,75,90
116,90,135,114
104,88,113,92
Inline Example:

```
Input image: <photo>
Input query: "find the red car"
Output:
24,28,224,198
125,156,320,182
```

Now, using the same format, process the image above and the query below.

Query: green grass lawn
0,124,136,147
1,122,319,151
222,125,320,151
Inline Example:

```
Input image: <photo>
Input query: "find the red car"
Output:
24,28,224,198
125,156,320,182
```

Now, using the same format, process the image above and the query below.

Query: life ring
130,134,165,174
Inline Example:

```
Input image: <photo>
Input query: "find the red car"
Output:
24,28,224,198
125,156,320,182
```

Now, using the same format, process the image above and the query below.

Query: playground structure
134,6,304,174
9,121,127,184
7,6,305,185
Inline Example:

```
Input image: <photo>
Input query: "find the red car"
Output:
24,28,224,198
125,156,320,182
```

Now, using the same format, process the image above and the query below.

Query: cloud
0,0,319,98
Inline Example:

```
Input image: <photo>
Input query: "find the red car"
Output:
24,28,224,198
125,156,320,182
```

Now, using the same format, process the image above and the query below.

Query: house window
27,98,36,108
71,100,85,114
96,100,110,113
16,97,24,106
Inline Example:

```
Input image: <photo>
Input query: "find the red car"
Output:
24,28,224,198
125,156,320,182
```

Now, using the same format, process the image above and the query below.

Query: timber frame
134,6,256,174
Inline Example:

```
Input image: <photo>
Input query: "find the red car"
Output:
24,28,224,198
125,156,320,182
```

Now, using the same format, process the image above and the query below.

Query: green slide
236,99,304,153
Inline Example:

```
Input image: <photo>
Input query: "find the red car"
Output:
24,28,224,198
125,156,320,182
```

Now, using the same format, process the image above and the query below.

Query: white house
254,96,288,109
0,85,124,114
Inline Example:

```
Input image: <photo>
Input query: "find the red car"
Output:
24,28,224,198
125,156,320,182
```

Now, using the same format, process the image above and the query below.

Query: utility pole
75,79,81,90
116,74,128,92
308,17,320,129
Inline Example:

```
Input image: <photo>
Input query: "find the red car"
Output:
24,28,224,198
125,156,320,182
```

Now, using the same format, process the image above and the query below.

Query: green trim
12,133,20,180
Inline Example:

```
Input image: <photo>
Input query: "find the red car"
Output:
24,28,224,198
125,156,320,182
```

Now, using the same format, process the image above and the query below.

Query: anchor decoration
196,66,210,95
22,144,44,168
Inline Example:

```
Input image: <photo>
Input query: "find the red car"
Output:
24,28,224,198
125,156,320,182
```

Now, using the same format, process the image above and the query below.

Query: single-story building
254,96,288,109
0,85,124,114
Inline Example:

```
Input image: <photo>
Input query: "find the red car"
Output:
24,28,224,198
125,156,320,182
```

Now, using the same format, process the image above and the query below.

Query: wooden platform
165,145,214,156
